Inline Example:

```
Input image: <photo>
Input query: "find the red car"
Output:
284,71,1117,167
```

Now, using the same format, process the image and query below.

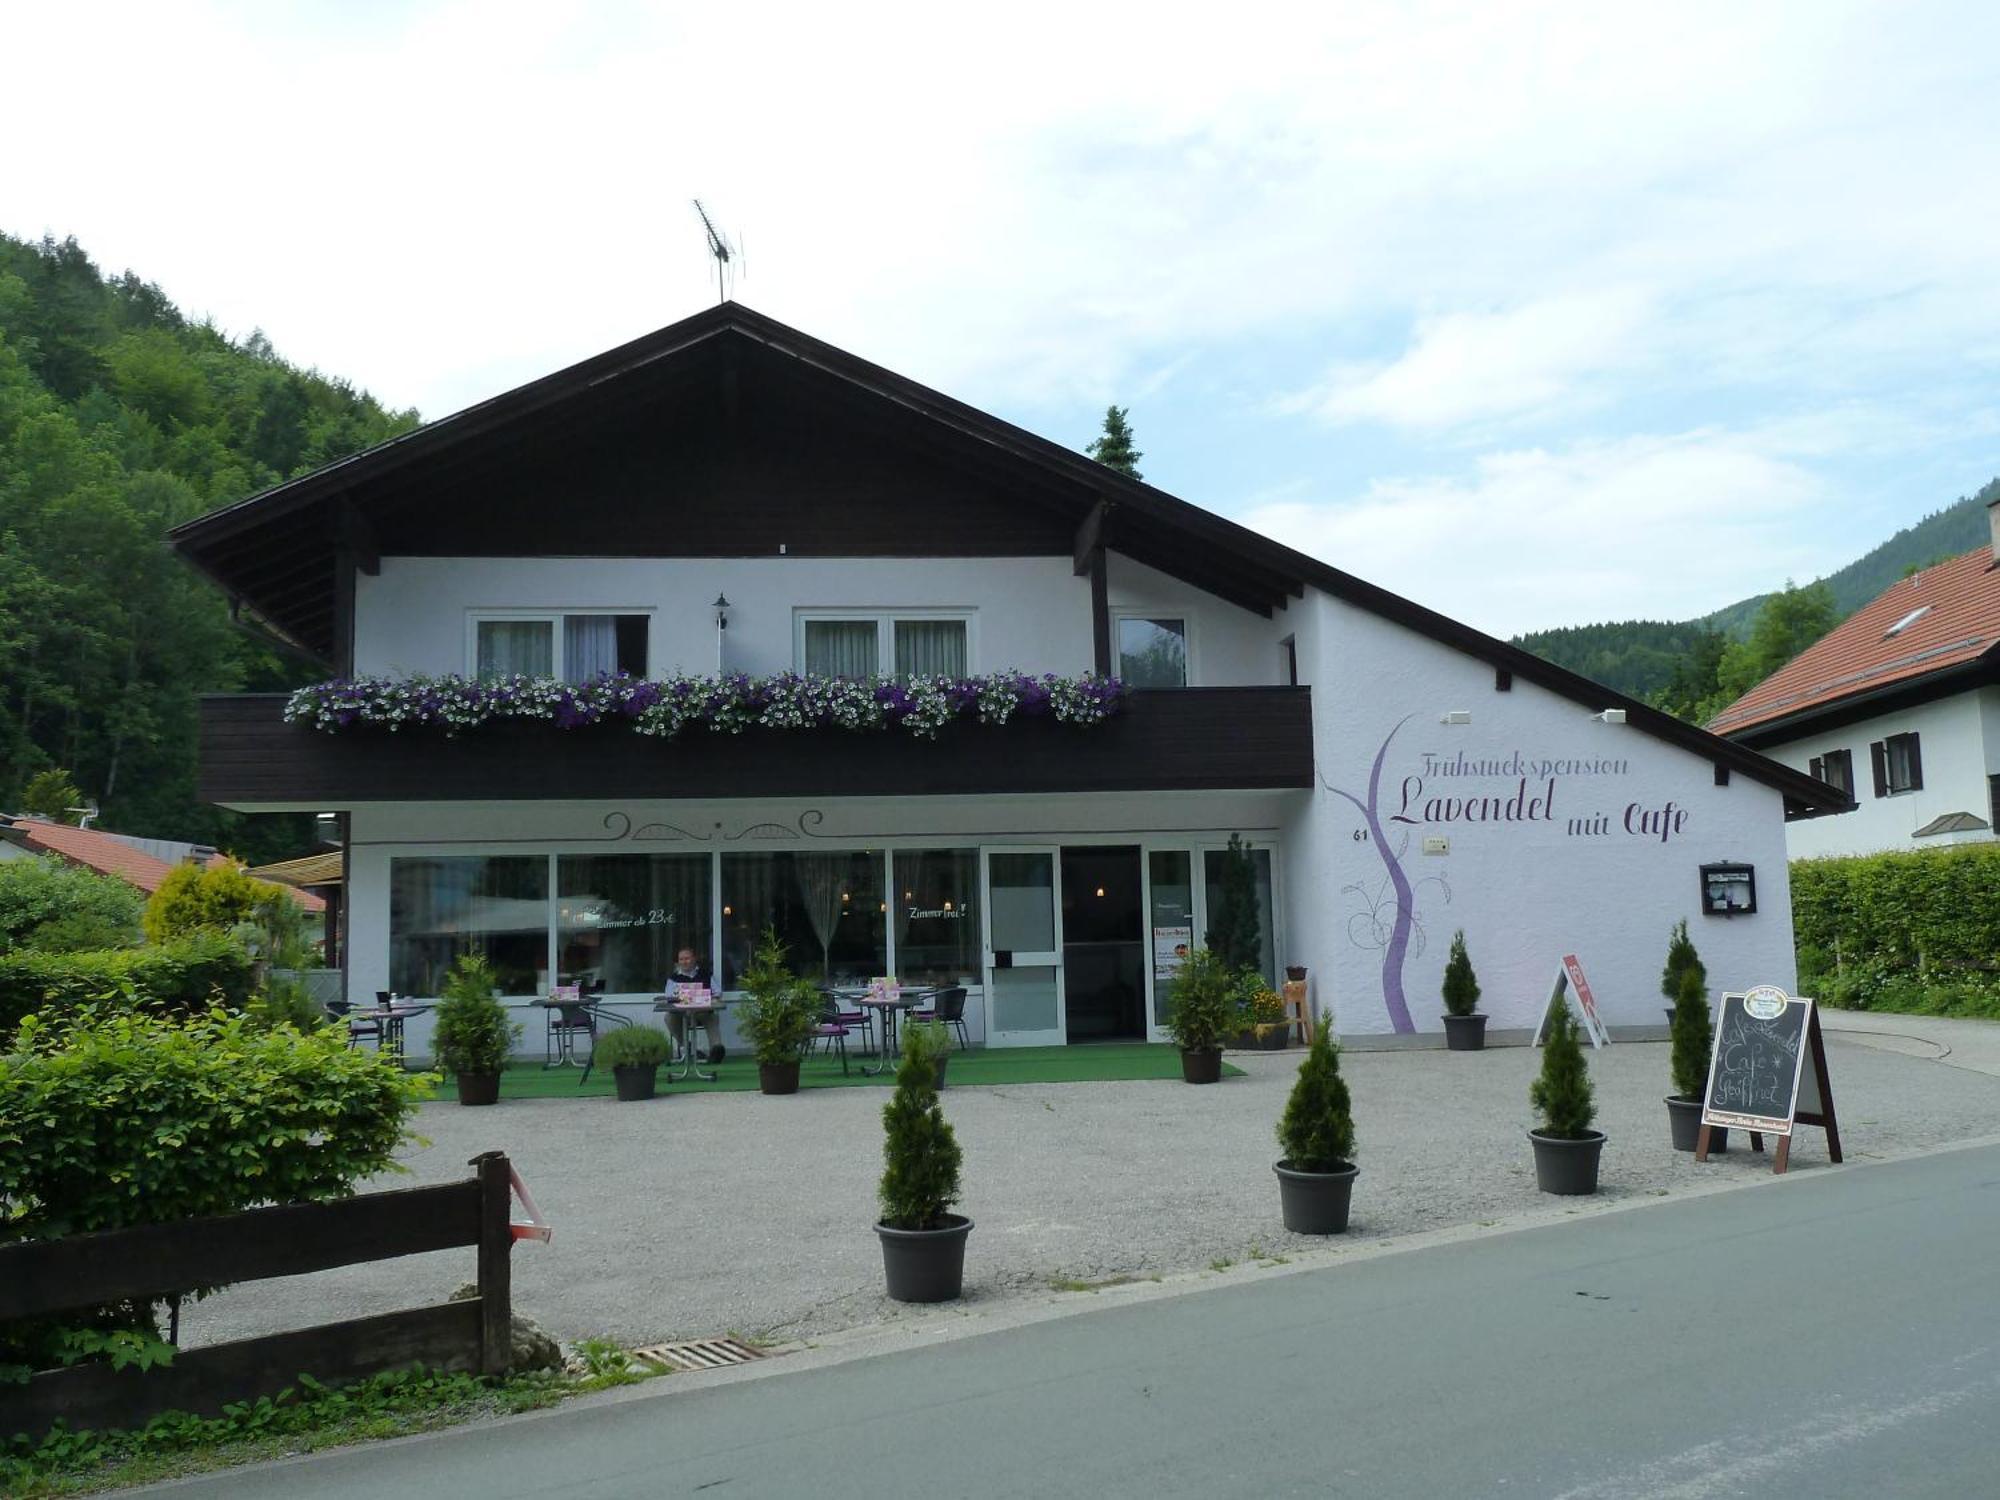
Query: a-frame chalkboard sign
1697,985,1842,1173
1531,954,1610,1050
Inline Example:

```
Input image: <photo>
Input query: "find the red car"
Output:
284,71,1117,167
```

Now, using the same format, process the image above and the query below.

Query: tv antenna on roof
692,199,740,304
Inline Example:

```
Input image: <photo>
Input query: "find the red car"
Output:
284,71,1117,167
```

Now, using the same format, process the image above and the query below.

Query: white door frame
980,845,1065,1048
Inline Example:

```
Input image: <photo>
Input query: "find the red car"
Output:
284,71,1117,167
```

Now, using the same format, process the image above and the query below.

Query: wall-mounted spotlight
1592,708,1628,724
1441,710,1472,725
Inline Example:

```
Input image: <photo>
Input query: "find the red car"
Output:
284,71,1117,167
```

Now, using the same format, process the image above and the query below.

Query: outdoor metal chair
911,986,970,1049
825,986,876,1057
545,980,599,1068
326,997,381,1052
812,995,852,1076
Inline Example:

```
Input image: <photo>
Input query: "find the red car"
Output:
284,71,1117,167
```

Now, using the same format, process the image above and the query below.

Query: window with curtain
1117,616,1188,687
474,613,647,682
389,855,549,997
556,854,710,993
476,619,555,679
719,851,886,988
804,620,880,677
892,849,979,985
893,620,968,677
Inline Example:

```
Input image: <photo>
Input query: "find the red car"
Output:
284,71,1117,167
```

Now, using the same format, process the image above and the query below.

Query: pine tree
1660,918,1706,1005
1277,1023,1355,1172
1441,930,1481,1017
878,1021,963,1231
1204,833,1262,974
1531,998,1597,1139
1669,964,1714,1100
1085,405,1143,479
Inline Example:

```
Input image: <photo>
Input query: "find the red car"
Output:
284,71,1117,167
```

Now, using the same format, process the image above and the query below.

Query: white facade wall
1284,600,1797,1038
353,554,1288,686
1763,691,1998,858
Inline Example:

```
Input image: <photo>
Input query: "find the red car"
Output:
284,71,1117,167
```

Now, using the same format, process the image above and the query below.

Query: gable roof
0,816,326,910
167,303,1851,820
1710,546,2000,745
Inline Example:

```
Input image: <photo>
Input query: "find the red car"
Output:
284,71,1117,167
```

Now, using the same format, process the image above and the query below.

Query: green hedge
1793,845,2000,1017
0,931,255,1040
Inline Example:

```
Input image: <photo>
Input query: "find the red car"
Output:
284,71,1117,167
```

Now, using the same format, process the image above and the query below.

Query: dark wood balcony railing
198,687,1315,808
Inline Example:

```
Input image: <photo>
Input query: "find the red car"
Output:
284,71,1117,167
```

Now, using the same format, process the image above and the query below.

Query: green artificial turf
427,1043,1243,1100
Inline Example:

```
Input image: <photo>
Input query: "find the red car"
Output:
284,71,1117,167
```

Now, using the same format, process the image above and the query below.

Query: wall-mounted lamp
1441,710,1472,725
713,594,731,674
1592,708,1628,725
713,594,731,630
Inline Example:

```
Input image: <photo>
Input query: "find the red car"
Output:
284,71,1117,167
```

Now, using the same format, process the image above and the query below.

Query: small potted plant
1273,1022,1357,1233
1665,965,1726,1153
1166,948,1249,1083
876,1021,970,1302
1441,929,1486,1050
904,1017,952,1088
1529,997,1603,1194
596,1025,671,1102
736,928,821,1095
432,955,519,1106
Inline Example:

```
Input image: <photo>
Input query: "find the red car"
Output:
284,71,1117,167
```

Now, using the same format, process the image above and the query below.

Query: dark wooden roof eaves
166,302,1849,820
1721,654,2000,751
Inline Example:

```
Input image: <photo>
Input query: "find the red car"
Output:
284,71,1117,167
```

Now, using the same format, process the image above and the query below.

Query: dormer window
797,612,970,677
1884,605,1931,638
471,612,648,682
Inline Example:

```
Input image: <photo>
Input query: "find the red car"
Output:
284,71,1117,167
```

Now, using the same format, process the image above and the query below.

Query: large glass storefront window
891,849,980,986
390,855,549,997
1148,850,1195,1027
720,851,887,987
1203,844,1276,983
556,854,710,993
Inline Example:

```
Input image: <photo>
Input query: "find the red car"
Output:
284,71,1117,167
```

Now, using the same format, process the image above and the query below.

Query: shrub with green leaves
734,929,821,1067
1793,846,2000,1018
0,854,143,955
247,974,325,1033
1531,999,1596,1139
1276,1024,1354,1173
595,1025,670,1069
1661,918,1706,1007
878,1022,962,1231
0,930,255,1040
431,956,517,1075
1441,930,1481,1017
142,862,288,944
1165,948,1250,1052
1669,965,1713,1100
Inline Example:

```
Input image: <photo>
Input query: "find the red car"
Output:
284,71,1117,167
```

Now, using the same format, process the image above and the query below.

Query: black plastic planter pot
1180,1047,1224,1084
1529,1129,1605,1195
613,1064,660,1102
1274,1161,1358,1234
758,1061,801,1095
1442,1014,1487,1051
454,1072,501,1106
1666,1095,1728,1153
876,1215,973,1302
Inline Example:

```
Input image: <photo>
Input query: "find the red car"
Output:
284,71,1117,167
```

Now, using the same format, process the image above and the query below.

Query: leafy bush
595,1025,670,1069
431,956,517,1075
734,929,821,1067
0,854,143,954
1276,1024,1354,1172
1165,948,1250,1052
1531,999,1596,1139
878,1022,962,1231
0,930,255,1040
247,974,324,1033
1792,847,2000,1018
1668,966,1713,1100
1441,929,1480,1017
142,862,290,946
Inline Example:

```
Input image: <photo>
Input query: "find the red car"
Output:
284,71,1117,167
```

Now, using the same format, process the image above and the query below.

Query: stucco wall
1763,691,1996,858
352,553,1286,685
1282,599,1799,1038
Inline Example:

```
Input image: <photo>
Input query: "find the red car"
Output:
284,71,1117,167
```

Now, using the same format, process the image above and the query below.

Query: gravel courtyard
182,1030,2000,1353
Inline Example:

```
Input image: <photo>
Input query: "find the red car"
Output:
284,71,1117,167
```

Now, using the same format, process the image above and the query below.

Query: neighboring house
168,304,1847,1056
1711,500,2000,859
0,813,327,920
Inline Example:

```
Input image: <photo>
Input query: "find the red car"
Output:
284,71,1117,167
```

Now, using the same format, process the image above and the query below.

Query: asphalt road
150,1141,2000,1500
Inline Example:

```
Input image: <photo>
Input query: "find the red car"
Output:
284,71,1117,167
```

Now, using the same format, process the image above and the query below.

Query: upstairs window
473,613,647,682
798,613,970,678
1869,732,1923,797
1116,615,1189,687
1808,748,1854,797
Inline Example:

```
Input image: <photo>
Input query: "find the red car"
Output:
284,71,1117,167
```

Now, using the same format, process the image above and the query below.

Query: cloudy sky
9,1,1998,635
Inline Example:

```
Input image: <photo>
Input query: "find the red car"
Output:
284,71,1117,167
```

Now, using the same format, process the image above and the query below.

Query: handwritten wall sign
1531,953,1611,1049
1698,986,1842,1173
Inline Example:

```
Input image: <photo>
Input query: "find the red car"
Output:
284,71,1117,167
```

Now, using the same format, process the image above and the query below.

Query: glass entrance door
982,848,1065,1048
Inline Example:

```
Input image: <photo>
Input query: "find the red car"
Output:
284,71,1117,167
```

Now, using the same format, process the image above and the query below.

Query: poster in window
1153,926,1193,979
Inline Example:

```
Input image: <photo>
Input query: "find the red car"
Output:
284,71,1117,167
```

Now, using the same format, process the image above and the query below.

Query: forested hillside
0,234,418,861
1515,478,1999,707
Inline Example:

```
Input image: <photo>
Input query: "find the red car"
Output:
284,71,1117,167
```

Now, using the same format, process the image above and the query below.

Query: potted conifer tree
1273,1023,1358,1233
432,955,519,1106
736,928,821,1095
875,1022,971,1302
1166,948,1249,1083
1665,966,1726,1152
1440,929,1486,1050
1529,998,1603,1194
596,1025,671,1102
1661,917,1704,1023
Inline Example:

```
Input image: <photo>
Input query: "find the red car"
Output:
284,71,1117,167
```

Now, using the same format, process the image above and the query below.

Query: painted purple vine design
1324,714,1426,1034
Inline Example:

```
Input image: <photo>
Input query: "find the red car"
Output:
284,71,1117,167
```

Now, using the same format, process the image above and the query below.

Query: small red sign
1562,953,1600,1024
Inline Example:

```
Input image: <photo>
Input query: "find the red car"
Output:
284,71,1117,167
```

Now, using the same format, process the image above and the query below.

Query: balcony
198,687,1315,808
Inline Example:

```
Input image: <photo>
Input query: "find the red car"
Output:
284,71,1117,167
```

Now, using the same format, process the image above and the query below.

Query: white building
1712,498,2000,860
171,305,1847,1055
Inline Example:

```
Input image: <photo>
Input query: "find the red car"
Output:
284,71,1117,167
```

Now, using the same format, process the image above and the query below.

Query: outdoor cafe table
846,988,937,1076
531,994,633,1084
358,1002,430,1066
653,997,729,1082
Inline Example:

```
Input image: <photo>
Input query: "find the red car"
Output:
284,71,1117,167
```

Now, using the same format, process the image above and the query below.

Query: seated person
665,945,725,1063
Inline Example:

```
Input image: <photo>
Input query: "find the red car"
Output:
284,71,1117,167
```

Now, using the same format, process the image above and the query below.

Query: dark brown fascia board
1720,652,2000,752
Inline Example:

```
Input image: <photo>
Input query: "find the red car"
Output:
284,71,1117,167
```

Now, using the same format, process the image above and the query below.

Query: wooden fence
0,1151,515,1438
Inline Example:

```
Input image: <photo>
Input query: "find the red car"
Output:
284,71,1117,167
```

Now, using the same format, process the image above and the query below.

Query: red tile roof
1709,547,2000,737
5,819,325,912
